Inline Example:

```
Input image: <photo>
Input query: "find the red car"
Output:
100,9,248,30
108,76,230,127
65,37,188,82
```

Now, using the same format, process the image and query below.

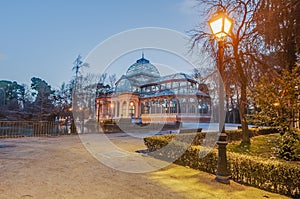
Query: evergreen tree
248,66,300,129
30,77,55,120
0,80,26,119
248,66,300,160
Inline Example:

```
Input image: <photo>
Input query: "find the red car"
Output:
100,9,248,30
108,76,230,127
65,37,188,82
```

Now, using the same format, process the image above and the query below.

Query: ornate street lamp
208,11,233,39
208,10,233,184
110,103,114,121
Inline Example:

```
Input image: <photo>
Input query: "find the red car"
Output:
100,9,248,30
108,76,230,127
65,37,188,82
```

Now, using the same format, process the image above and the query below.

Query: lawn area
227,133,280,159
227,133,300,165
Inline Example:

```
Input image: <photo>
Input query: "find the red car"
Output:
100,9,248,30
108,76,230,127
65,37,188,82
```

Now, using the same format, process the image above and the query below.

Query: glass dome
126,55,160,77
115,77,132,93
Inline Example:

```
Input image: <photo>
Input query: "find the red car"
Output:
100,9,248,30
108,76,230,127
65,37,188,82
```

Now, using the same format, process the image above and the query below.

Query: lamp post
110,103,114,121
208,10,233,184
79,107,84,133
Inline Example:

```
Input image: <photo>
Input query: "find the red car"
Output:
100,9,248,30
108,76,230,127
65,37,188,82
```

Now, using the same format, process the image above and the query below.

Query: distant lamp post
110,103,114,120
79,107,84,133
209,10,233,184
273,102,280,117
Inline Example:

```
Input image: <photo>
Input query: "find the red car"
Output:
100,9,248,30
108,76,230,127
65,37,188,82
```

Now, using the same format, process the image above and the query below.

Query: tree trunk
233,41,250,145
240,82,250,145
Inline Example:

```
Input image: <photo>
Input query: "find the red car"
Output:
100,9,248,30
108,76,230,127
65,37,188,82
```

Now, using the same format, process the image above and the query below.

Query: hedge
228,152,300,197
99,119,181,133
144,135,300,198
144,133,205,151
144,127,280,148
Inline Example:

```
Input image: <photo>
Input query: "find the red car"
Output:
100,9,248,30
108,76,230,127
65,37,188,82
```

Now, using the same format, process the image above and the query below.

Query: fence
0,121,76,138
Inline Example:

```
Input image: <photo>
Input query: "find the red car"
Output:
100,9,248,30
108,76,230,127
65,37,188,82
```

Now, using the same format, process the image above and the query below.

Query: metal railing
0,121,76,138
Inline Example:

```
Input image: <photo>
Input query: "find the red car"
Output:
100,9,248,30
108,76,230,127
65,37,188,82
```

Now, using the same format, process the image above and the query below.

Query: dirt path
0,135,289,199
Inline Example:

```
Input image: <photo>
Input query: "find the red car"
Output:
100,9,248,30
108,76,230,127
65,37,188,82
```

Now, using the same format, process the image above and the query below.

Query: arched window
129,101,135,118
198,103,209,114
189,104,196,113
150,100,156,114
121,101,127,117
117,101,120,117
144,101,150,114
179,98,186,113
170,98,178,113
162,99,169,113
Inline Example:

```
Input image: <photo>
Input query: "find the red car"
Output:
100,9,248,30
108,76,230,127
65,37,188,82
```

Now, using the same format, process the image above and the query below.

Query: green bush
144,135,174,152
99,119,122,133
144,127,280,149
144,134,300,198
255,127,280,135
100,119,116,125
227,152,300,197
277,130,300,161
225,127,280,142
144,132,205,151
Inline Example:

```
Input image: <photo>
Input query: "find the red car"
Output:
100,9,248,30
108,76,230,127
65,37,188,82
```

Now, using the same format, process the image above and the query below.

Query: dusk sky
0,0,205,88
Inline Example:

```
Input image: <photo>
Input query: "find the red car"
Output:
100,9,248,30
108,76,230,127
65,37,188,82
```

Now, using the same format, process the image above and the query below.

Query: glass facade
96,55,212,123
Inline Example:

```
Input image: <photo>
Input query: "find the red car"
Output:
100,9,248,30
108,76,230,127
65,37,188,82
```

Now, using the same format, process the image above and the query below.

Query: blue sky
0,0,205,88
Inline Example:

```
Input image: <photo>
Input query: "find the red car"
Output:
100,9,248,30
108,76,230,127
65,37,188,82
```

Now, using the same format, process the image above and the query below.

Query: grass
149,164,290,199
227,133,281,159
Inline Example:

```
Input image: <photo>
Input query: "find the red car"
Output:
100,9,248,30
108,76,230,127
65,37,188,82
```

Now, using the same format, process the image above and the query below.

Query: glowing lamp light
273,102,280,107
208,11,233,39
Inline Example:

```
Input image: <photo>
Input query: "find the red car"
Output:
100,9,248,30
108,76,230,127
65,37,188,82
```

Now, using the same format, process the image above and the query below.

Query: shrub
277,130,300,161
99,119,122,133
227,152,300,197
144,127,280,149
255,127,280,135
144,134,300,198
144,135,174,152
144,132,205,151
225,127,280,142
100,119,116,125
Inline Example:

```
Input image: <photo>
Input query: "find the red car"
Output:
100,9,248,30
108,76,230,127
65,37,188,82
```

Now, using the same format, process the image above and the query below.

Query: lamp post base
215,173,230,184
215,133,230,184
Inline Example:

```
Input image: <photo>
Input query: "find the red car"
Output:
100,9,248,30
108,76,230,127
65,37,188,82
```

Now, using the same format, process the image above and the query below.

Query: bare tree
99,73,107,84
72,55,89,81
254,0,300,71
108,74,117,88
190,0,271,145
73,73,100,122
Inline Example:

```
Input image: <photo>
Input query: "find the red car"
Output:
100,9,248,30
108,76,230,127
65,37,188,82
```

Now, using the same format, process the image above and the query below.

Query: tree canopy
190,0,300,145
248,66,300,130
